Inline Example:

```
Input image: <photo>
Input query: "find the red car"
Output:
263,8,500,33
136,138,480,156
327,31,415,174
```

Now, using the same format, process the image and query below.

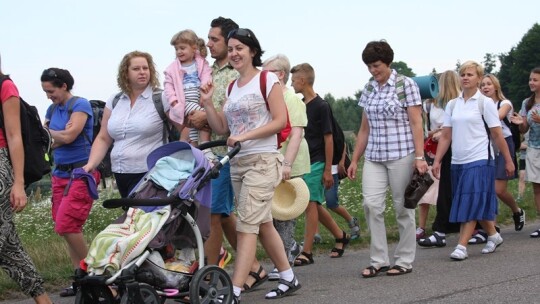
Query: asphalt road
3,221,540,304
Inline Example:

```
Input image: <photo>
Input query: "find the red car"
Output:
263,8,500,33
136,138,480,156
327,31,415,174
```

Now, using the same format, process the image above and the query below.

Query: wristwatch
414,156,425,161
283,160,292,167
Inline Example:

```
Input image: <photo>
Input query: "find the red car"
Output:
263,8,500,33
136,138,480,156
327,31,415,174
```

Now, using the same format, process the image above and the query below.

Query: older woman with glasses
41,67,98,297
200,29,301,303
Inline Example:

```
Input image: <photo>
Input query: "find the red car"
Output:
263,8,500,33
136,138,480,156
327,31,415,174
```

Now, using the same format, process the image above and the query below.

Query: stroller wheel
189,265,232,304
119,283,161,304
75,286,116,304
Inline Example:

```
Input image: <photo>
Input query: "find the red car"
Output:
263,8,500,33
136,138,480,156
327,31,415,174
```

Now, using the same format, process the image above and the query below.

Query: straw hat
271,178,310,221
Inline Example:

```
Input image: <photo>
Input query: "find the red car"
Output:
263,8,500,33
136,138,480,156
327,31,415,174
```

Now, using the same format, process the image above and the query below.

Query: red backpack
227,70,291,148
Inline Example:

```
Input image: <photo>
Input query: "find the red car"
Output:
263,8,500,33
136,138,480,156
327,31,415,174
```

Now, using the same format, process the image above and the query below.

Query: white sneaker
481,233,503,254
268,267,279,281
450,245,468,260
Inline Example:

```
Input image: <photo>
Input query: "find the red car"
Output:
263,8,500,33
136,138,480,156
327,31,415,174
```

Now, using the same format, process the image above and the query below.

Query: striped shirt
358,70,421,162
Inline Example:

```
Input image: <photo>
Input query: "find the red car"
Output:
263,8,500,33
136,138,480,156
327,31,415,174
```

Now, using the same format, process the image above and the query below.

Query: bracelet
283,160,292,167
414,156,425,161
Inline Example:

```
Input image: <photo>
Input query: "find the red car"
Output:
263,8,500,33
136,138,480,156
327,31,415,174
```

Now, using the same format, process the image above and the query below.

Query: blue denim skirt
450,159,497,222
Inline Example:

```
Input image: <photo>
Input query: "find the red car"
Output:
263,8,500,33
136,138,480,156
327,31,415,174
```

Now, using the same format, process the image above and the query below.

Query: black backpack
497,101,521,150
328,105,347,164
0,75,52,187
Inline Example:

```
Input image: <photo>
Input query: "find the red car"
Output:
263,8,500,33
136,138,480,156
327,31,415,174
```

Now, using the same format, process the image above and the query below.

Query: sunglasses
42,68,58,78
227,28,252,40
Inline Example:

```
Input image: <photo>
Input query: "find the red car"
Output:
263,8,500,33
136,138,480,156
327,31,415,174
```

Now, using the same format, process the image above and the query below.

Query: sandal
386,265,413,276
242,265,268,293
530,228,540,238
265,276,301,299
330,230,350,258
361,265,389,278
294,251,314,266
417,233,446,247
468,230,487,244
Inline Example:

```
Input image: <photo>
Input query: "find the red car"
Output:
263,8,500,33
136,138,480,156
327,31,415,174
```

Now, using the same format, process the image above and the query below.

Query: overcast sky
1,0,538,118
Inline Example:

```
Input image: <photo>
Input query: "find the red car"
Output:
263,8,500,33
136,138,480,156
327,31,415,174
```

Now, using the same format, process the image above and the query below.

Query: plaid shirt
210,62,238,155
211,62,238,109
358,70,421,162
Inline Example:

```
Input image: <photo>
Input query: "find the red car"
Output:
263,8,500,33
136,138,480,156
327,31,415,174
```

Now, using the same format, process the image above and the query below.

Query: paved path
3,221,540,304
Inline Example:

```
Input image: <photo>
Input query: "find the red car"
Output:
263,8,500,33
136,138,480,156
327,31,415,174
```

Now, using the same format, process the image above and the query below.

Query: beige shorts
230,152,283,234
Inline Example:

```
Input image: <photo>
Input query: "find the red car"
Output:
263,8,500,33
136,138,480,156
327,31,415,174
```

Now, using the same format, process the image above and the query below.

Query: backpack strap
395,74,407,103
497,100,513,128
363,73,407,103
112,91,169,144
426,100,432,131
260,70,269,107
227,80,235,98
0,76,9,127
151,89,170,144
227,70,269,107
112,92,123,109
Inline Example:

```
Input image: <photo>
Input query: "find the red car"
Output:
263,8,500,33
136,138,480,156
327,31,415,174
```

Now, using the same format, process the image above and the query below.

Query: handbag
404,169,434,209
338,153,351,180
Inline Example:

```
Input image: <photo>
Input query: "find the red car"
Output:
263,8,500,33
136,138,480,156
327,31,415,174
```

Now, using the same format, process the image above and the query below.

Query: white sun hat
271,177,310,221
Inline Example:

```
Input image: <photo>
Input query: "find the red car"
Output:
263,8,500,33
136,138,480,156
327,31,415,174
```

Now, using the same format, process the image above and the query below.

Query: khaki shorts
230,153,283,234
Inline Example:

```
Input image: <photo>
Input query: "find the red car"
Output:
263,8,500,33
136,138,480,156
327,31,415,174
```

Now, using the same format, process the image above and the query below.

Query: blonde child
164,29,212,149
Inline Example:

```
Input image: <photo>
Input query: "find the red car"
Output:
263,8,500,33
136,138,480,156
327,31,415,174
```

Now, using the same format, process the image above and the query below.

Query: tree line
329,22,540,133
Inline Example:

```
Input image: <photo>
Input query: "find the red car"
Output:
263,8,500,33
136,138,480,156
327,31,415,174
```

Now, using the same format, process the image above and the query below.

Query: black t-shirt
305,95,333,164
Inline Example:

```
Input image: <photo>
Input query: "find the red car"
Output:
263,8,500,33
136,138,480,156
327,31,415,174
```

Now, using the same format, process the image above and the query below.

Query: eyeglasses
42,69,58,78
227,28,252,40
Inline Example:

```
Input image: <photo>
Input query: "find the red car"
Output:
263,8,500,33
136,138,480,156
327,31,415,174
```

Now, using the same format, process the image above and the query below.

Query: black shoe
59,285,77,297
513,209,525,231
417,233,446,247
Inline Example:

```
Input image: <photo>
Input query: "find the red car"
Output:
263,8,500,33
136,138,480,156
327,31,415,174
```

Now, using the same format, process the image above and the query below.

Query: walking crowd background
0,15,539,304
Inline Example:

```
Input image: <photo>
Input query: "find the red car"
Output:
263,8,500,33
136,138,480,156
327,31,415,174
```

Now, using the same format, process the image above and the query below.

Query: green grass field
0,174,536,300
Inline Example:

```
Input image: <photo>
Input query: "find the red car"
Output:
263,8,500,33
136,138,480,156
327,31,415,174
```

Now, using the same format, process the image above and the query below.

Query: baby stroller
73,140,240,304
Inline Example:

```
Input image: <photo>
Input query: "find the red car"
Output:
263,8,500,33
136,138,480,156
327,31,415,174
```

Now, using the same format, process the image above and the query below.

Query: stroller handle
199,140,241,180
102,197,177,209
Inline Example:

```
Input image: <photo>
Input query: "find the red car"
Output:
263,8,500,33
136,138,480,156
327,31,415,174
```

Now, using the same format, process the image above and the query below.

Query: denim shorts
324,173,340,208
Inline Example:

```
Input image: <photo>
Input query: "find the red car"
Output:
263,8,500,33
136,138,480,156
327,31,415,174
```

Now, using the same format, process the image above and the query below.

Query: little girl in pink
164,29,212,146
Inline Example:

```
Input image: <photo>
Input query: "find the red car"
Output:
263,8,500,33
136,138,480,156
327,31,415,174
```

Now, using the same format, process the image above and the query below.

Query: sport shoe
288,241,303,266
268,267,280,281
349,217,361,240
450,245,468,261
513,208,525,231
481,233,503,254
416,227,426,241
218,248,232,269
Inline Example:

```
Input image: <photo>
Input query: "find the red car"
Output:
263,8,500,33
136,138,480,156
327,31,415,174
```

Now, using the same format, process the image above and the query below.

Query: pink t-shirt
0,79,20,148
